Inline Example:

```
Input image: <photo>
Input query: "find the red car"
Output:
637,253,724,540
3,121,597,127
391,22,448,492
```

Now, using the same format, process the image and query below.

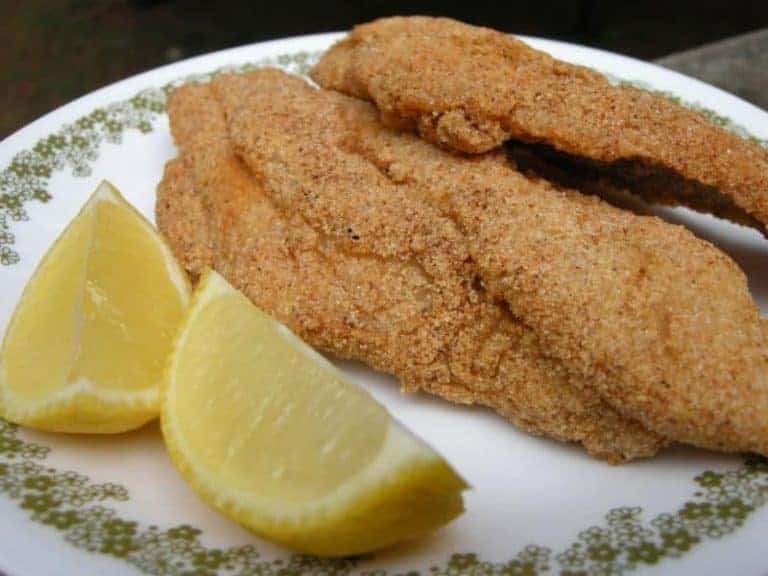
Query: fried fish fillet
171,68,768,456
156,72,663,463
333,92,768,456
312,16,768,234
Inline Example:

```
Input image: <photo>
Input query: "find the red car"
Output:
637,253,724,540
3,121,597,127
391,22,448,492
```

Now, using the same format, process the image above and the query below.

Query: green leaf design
1,49,768,575
0,50,315,266
0,417,766,575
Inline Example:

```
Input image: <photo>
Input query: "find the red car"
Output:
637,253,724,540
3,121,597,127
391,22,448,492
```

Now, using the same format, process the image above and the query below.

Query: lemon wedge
0,181,190,433
161,270,466,556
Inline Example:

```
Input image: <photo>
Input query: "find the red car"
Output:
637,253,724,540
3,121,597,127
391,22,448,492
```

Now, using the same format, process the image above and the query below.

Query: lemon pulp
0,181,190,432
162,270,466,556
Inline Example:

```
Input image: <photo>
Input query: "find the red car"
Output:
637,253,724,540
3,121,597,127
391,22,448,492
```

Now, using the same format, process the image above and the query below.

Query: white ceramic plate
1,32,767,576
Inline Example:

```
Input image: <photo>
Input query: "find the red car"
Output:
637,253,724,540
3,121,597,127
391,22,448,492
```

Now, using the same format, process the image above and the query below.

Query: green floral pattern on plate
0,51,316,266
1,417,767,575
1,49,768,575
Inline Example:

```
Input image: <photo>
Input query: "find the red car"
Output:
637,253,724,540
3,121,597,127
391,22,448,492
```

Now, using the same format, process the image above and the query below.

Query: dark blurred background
4,0,768,139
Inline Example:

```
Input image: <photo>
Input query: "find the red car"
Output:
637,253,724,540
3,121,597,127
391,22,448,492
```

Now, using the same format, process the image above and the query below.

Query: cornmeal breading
155,73,663,463
159,66,768,459
312,16,768,233
335,93,768,455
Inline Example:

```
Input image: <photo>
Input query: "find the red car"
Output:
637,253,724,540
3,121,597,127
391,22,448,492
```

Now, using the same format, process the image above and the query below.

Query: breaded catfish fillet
312,16,768,233
156,74,663,462
336,96,768,456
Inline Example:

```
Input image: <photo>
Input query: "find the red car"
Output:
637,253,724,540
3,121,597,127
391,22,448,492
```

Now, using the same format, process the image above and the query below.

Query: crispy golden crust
155,158,214,279
155,73,664,463
311,16,768,233
335,97,768,455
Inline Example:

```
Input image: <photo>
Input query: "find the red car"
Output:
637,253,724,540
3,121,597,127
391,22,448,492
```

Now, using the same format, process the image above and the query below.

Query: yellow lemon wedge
161,270,467,556
0,181,190,433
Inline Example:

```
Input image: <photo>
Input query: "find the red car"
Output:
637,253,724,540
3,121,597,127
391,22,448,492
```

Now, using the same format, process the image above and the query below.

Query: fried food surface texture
156,72,664,463
312,16,768,233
